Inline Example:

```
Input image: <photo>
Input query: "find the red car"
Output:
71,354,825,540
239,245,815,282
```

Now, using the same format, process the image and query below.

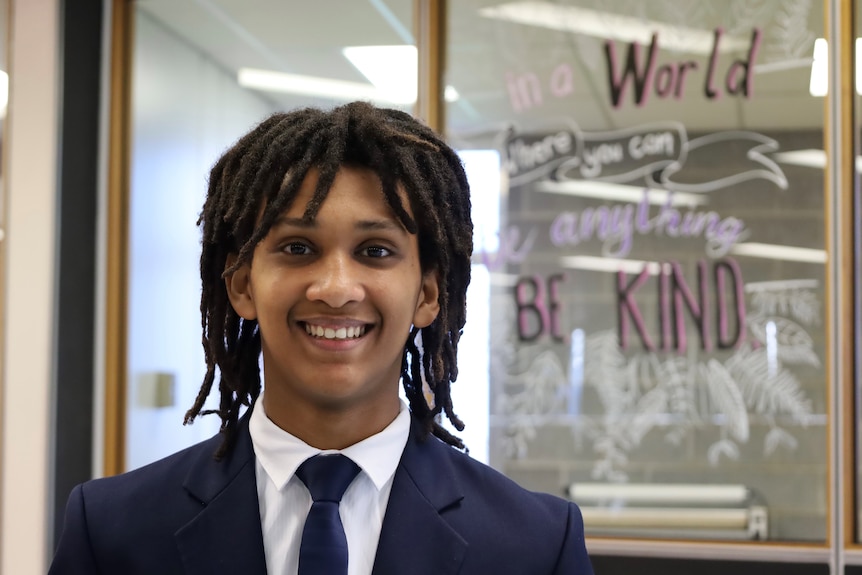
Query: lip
299,316,369,328
297,318,373,351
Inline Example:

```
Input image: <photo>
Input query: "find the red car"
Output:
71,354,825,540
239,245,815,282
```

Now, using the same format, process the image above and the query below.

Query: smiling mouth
303,323,367,340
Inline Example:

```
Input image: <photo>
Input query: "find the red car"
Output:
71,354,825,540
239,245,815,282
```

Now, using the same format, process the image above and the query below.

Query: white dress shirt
248,394,410,575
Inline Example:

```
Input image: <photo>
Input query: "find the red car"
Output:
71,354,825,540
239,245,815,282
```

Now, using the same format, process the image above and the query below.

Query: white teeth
305,323,365,340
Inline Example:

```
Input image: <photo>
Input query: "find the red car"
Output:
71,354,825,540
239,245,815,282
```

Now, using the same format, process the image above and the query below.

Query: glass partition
447,0,828,542
125,0,415,470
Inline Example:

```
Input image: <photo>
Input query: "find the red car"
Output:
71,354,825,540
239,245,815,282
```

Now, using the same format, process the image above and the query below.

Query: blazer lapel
372,423,468,575
175,417,268,575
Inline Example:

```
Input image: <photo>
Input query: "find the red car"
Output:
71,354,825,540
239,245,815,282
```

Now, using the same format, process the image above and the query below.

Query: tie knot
296,454,360,503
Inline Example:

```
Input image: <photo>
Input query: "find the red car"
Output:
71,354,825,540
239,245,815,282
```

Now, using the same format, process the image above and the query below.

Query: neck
261,392,401,450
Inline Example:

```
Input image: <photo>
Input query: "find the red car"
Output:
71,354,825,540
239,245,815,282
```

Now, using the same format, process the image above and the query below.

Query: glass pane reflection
447,0,828,542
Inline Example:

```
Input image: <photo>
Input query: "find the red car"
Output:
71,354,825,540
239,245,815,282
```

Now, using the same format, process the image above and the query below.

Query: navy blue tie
296,454,361,575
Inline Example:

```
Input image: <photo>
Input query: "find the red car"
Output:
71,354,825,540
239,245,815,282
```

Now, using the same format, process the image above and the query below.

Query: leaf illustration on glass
627,388,669,445
488,298,520,377
748,316,820,367
764,426,799,456
769,0,815,60
501,420,536,460
750,289,820,325
788,290,822,325
591,423,636,482
498,349,567,458
726,347,812,420
728,0,772,35
655,355,699,422
501,349,567,416
591,440,630,483
585,330,632,414
708,438,741,466
657,0,711,49
701,359,750,442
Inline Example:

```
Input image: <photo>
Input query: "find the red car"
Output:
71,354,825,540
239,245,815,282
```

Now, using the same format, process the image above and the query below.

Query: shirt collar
248,393,410,492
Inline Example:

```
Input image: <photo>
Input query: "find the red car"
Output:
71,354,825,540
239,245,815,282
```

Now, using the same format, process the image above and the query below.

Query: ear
224,254,258,320
413,269,441,328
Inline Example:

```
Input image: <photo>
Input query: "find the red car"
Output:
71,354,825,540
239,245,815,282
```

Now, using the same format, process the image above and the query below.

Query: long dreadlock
185,101,474,459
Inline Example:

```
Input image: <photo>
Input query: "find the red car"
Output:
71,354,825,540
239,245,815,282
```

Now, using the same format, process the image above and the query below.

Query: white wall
0,0,60,573
126,11,276,470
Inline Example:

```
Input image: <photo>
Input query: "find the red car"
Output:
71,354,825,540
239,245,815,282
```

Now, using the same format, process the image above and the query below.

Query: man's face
226,165,439,443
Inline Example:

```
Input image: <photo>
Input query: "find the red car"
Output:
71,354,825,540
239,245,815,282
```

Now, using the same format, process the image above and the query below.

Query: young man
50,102,594,574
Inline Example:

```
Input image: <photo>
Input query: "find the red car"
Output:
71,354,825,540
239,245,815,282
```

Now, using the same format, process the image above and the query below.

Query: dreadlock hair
185,101,474,459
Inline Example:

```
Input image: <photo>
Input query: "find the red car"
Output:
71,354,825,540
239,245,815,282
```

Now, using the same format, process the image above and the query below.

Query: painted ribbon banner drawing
503,120,789,192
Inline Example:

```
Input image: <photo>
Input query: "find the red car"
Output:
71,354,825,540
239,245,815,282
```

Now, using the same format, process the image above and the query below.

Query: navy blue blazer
50,415,593,574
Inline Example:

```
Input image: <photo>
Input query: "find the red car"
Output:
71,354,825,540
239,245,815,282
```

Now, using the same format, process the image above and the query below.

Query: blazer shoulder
402,434,593,573
51,432,231,574
83,430,223,499
434,436,572,512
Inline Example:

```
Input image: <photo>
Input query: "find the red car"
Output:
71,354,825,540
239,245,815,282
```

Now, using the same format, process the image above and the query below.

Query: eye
360,245,392,258
283,242,312,256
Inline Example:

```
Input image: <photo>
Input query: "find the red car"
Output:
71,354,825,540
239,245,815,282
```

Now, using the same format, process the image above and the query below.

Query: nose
305,252,365,308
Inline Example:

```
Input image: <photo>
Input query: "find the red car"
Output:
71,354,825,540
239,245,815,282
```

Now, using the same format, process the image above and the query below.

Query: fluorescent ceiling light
535,180,706,207
809,38,862,96
343,45,418,104
809,38,828,97
238,68,402,104
564,244,827,274
773,148,825,169
239,45,459,105
730,242,827,263
479,2,749,54
560,255,663,275
342,46,460,103
774,148,862,172
744,279,818,293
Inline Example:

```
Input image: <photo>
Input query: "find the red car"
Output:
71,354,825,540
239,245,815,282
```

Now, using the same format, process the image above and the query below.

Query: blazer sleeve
48,484,101,575
553,502,594,575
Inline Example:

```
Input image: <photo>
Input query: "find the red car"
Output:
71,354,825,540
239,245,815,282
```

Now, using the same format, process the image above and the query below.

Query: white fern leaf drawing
498,348,568,458
591,454,629,483
657,0,710,52
626,388,669,445
770,0,815,60
764,426,799,456
591,428,633,482
788,289,821,325
585,330,632,414
726,347,812,421
658,356,699,421
501,349,567,417
708,438,741,466
748,317,820,367
702,359,750,442
728,0,772,36
750,289,820,325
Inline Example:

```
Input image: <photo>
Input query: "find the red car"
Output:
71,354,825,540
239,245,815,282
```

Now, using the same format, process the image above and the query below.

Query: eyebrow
273,216,406,232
